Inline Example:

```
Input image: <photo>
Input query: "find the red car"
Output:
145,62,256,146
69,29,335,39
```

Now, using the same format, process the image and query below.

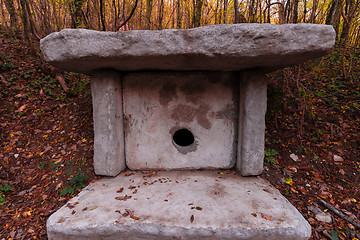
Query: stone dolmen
41,23,335,239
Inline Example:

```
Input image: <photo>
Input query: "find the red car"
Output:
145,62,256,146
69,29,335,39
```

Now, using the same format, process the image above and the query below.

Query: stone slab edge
40,24,335,74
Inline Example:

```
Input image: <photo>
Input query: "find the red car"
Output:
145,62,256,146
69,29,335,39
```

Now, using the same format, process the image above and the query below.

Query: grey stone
91,70,125,176
123,71,238,170
237,71,267,176
47,171,311,240
40,24,335,74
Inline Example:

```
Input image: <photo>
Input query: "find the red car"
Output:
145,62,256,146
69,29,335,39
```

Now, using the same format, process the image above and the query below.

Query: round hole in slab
172,128,195,147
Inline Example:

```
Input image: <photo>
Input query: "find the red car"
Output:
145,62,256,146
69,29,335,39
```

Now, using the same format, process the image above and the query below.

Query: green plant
0,184,13,206
264,148,278,165
60,170,88,196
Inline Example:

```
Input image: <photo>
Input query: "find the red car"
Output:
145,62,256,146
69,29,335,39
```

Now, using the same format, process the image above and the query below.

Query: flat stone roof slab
40,24,335,74
47,171,311,239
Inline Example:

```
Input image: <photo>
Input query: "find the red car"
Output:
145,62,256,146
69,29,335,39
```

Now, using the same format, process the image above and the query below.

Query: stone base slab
47,171,311,239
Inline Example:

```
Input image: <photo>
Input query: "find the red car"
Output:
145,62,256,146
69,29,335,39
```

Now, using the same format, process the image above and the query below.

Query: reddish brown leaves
261,213,272,221
115,195,132,201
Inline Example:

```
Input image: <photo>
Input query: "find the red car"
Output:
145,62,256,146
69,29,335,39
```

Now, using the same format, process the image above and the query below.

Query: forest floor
0,33,359,240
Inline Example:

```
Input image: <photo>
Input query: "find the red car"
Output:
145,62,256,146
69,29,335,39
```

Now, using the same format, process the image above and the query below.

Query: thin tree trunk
292,0,299,23
192,0,203,27
146,0,153,29
325,0,341,36
340,0,359,44
310,0,318,23
176,0,181,28
303,0,307,22
223,0,228,23
19,0,30,41
99,0,106,30
1,0,10,32
234,0,240,23
215,0,220,24
4,0,17,34
158,0,164,29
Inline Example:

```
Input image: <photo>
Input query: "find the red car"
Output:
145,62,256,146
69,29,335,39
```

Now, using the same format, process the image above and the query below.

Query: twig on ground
319,198,360,229
55,72,70,94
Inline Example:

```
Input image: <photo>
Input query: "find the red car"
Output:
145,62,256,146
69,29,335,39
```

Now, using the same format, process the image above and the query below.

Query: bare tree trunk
340,0,359,44
99,0,106,30
303,0,307,22
4,0,17,33
176,0,181,28
248,0,256,22
284,0,291,23
158,0,164,29
215,0,220,24
234,0,240,23
310,0,318,23
223,0,228,23
19,0,30,41
1,0,10,32
69,0,86,28
292,0,299,23
192,0,203,27
326,0,341,36
146,0,153,29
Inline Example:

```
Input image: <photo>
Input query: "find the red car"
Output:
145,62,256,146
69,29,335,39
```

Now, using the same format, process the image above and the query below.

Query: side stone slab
40,24,335,74
91,70,125,176
237,71,267,176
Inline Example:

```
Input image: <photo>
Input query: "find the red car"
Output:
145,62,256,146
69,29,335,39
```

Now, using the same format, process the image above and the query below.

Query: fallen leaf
190,215,194,223
17,104,27,112
261,213,272,221
117,187,124,193
285,178,294,185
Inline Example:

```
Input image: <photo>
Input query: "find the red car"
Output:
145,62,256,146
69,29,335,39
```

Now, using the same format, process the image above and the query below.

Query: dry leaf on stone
190,215,194,223
261,213,272,221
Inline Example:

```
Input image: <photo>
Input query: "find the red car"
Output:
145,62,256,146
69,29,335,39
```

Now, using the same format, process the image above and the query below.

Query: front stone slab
47,171,311,239
123,72,238,170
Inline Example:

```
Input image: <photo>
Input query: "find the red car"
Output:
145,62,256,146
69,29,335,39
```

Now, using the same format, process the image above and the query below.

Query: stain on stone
214,104,236,119
159,82,177,106
123,114,130,137
180,81,205,96
207,182,227,199
171,103,211,130
196,104,211,130
170,104,196,123
180,81,205,104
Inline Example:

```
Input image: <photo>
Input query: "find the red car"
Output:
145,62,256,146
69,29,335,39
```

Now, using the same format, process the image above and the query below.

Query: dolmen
41,23,335,240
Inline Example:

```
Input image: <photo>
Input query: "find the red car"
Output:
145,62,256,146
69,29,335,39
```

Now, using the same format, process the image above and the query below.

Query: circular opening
172,128,195,147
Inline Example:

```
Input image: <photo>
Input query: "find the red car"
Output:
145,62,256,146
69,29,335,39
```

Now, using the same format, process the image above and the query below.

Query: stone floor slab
47,171,311,239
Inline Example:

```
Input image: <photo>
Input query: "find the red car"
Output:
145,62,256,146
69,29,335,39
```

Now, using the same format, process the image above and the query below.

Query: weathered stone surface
91,70,125,176
40,24,335,74
123,72,238,170
47,171,311,240
237,71,267,176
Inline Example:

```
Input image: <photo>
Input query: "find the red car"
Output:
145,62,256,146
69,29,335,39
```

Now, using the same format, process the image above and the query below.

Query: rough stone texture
91,70,125,176
237,71,267,176
47,171,311,240
40,24,335,74
123,72,238,170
